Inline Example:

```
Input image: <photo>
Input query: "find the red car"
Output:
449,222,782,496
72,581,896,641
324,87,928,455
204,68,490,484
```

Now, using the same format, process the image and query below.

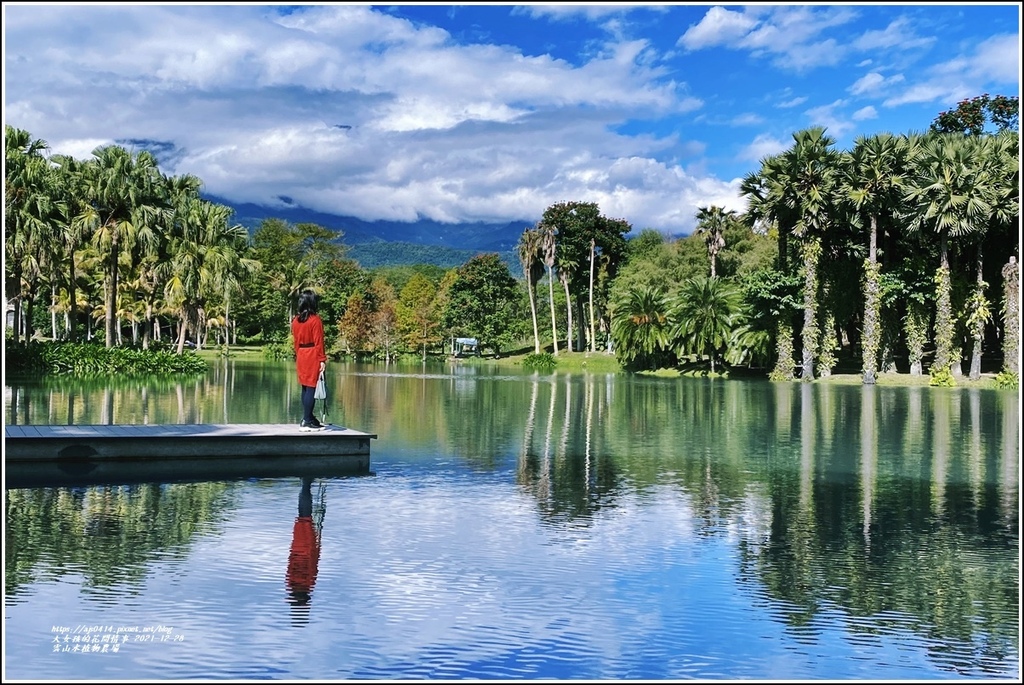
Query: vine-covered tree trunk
905,300,928,376
933,233,954,375
968,243,987,381
818,312,837,378
862,258,881,384
1002,256,1019,377
800,238,820,382
771,321,795,381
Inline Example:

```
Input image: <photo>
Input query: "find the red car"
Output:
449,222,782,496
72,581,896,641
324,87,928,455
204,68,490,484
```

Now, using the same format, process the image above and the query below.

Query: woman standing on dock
292,289,328,431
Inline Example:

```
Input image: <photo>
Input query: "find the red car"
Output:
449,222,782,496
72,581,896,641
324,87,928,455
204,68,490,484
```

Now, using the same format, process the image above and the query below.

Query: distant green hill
347,240,521,276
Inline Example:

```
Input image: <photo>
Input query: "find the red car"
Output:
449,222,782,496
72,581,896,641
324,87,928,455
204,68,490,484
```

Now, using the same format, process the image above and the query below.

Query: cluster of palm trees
602,123,1019,383
739,125,1018,384
5,125,257,352
516,201,630,356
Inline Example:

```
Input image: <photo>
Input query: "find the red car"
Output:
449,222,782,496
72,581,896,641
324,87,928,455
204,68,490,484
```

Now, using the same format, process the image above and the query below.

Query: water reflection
4,363,1019,678
286,477,325,624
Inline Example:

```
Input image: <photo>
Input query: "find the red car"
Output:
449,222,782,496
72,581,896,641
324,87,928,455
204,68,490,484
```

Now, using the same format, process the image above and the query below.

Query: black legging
301,385,316,422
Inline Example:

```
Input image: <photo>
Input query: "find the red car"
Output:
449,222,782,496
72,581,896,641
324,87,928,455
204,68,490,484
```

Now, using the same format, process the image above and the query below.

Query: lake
3,359,1019,680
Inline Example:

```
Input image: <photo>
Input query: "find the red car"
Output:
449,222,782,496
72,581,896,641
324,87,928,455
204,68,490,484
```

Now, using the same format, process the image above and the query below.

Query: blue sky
3,3,1020,236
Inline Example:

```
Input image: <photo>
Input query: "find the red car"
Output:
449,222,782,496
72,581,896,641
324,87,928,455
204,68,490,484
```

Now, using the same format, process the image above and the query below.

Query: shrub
522,352,557,372
928,366,956,387
994,370,1019,390
4,341,206,376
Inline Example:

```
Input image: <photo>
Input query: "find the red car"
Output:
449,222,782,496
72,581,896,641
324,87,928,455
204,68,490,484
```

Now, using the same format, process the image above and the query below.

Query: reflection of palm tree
860,384,877,549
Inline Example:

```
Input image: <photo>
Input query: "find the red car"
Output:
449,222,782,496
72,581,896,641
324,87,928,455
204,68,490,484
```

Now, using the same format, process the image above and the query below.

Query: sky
3,3,1020,237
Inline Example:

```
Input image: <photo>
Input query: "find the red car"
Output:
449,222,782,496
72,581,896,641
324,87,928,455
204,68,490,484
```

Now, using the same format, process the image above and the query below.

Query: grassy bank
199,344,1011,390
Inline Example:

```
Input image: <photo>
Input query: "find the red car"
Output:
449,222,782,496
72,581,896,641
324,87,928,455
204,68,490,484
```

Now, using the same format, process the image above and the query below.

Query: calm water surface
4,360,1020,680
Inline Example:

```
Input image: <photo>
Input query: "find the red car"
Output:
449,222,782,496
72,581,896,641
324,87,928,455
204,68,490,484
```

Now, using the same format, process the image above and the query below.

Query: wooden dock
4,423,376,488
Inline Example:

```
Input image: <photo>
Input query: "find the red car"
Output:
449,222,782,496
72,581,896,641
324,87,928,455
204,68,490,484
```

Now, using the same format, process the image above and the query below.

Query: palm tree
610,286,670,369
843,132,910,384
79,145,170,347
164,198,251,354
540,223,559,355
694,205,734,278
668,276,743,374
785,126,841,382
517,226,547,354
740,154,799,380
965,131,1018,379
904,132,992,378
4,126,51,343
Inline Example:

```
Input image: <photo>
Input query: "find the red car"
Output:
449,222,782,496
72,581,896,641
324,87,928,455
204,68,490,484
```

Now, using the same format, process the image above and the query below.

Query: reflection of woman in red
286,477,322,614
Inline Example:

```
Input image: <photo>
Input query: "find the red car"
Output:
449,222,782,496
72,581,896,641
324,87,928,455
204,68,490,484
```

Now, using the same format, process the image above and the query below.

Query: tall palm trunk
546,266,559,355
800,238,820,381
526,277,540,354
104,227,119,348
560,271,573,352
933,232,953,374
1001,256,1019,377
589,239,596,353
862,215,880,384
968,242,985,380
67,255,78,342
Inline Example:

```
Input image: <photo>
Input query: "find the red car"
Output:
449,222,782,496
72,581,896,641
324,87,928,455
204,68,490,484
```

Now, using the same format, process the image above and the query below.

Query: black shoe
299,418,325,432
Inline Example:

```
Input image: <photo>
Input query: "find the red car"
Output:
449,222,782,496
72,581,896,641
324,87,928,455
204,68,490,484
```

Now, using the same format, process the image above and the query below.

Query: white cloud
678,6,758,51
852,17,935,52
776,96,808,109
848,72,905,97
731,113,764,126
880,33,1018,109
739,133,788,164
851,106,877,121
804,100,856,139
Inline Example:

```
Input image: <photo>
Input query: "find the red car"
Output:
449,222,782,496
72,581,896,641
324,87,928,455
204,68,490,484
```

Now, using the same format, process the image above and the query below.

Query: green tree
4,126,51,343
540,223,560,355
396,272,440,360
610,285,671,371
843,132,911,384
904,133,992,380
439,253,525,356
784,126,841,382
931,94,1019,135
517,226,547,354
669,276,743,374
694,206,734,278
740,154,801,380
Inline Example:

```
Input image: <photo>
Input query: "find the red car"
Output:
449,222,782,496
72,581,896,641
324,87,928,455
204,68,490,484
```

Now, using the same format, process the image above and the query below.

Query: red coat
292,314,327,387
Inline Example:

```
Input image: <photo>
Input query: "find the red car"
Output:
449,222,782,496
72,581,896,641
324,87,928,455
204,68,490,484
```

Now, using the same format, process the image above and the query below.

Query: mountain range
206,195,532,271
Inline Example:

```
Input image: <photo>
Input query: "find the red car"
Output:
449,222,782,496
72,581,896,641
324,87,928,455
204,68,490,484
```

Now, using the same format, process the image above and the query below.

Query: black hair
297,289,318,323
